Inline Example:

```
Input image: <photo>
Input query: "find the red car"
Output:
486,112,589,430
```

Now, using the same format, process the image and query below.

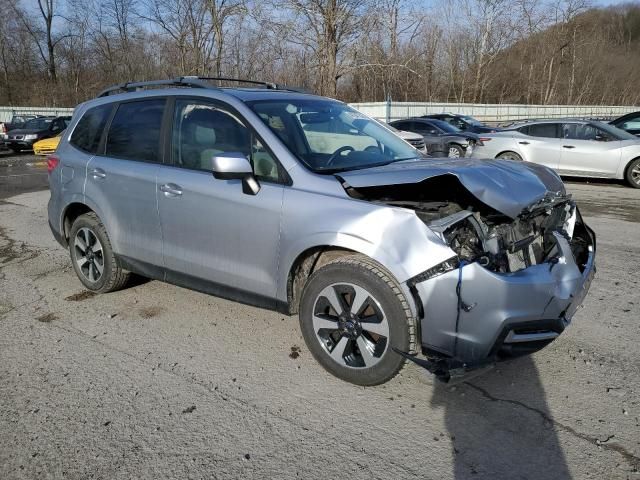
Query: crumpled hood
338,158,566,218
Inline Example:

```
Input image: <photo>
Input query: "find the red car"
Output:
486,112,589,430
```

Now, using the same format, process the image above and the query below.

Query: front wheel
299,255,416,386
448,144,465,158
625,158,640,188
496,151,523,161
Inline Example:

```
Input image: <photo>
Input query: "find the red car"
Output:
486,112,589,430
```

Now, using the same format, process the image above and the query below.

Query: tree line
1,0,639,108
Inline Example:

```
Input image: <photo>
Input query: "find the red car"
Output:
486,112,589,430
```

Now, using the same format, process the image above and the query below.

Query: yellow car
33,132,63,156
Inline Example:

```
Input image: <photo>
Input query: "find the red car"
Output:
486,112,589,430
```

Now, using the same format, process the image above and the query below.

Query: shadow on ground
430,356,571,479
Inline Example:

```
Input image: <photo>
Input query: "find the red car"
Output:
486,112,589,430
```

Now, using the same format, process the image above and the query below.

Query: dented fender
276,185,456,305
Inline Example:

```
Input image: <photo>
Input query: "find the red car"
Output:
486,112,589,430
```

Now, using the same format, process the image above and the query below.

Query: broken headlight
408,257,460,286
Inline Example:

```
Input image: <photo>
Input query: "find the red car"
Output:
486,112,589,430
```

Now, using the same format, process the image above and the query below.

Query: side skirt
116,255,290,315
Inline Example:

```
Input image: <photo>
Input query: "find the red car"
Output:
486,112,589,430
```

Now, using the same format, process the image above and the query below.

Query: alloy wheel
74,227,104,283
312,283,389,368
631,164,640,185
448,146,461,158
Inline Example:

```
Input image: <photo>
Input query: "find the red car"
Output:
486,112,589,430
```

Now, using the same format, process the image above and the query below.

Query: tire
299,254,416,386
68,212,130,293
448,144,465,158
496,151,523,161
625,158,640,188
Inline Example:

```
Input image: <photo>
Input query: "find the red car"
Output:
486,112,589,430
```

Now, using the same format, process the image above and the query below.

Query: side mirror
206,152,260,195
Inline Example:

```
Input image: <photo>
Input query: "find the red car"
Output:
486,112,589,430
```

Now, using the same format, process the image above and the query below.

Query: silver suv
47,77,596,385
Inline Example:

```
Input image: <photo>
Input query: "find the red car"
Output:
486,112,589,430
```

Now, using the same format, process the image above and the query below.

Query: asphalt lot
1,153,639,479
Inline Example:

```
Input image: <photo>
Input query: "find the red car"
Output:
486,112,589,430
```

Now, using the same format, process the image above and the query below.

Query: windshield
460,115,484,126
248,99,422,173
430,118,462,133
24,118,53,130
593,121,638,140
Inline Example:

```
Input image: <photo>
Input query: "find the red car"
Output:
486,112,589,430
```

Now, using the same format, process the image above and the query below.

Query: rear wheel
299,254,416,386
496,151,523,161
625,158,640,188
69,212,130,293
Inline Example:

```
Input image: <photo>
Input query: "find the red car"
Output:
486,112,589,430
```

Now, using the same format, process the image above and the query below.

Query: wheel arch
285,246,357,315
495,150,521,158
282,243,421,323
59,195,108,245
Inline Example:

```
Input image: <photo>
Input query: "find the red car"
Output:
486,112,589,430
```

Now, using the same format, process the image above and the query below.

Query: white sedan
473,120,640,188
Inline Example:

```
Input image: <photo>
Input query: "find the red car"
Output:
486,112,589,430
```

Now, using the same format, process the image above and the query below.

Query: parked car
48,77,595,386
610,111,640,137
6,116,70,153
380,123,428,154
390,118,479,157
473,119,640,188
421,113,498,134
0,113,41,141
33,131,64,156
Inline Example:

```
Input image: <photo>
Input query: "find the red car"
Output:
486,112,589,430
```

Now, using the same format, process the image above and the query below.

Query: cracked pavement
1,185,639,480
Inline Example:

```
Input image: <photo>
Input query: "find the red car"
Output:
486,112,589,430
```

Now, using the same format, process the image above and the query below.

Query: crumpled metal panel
414,230,596,363
338,158,566,218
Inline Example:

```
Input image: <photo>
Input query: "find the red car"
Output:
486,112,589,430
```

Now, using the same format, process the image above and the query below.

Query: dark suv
422,113,497,134
6,116,70,153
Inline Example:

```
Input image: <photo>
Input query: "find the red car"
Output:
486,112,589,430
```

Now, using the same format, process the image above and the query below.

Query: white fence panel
0,106,75,123
349,102,637,124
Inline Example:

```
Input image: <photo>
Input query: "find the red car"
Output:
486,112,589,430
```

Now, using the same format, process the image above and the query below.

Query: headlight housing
408,257,460,286
24,134,38,140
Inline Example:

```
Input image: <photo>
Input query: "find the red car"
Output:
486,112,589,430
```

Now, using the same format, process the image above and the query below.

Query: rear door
558,123,622,177
516,123,562,170
156,97,285,301
84,98,166,268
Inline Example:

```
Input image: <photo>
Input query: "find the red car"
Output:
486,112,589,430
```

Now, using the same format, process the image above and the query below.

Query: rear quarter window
70,104,113,154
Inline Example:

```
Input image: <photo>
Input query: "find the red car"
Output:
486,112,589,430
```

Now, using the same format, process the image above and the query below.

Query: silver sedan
473,120,640,188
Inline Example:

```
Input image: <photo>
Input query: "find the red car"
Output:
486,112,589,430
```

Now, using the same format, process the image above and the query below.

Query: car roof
507,118,592,128
94,77,328,105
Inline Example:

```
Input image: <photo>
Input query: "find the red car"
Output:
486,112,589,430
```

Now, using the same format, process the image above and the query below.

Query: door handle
90,168,106,179
159,183,183,197
518,141,530,145
563,145,575,149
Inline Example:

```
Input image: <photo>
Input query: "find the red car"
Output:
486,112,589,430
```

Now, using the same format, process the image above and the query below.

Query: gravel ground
0,174,639,479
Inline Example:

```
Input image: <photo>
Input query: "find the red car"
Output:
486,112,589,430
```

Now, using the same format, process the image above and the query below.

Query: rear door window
525,123,560,138
70,104,113,154
105,99,166,162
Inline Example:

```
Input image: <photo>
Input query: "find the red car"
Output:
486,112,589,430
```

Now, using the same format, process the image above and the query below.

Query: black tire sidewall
299,260,411,386
68,214,115,292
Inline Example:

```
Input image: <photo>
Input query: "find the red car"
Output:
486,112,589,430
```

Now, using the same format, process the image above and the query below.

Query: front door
558,123,622,177
157,98,285,300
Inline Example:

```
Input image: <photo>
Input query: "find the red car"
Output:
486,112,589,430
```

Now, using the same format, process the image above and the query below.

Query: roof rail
97,77,212,97
97,76,308,98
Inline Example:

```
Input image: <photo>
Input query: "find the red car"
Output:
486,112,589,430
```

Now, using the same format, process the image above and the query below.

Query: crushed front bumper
411,217,595,374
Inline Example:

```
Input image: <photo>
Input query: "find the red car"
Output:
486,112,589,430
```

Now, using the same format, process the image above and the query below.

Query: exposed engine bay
346,175,591,274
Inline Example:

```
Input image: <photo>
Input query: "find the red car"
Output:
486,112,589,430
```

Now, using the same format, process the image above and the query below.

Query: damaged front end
342,169,596,382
